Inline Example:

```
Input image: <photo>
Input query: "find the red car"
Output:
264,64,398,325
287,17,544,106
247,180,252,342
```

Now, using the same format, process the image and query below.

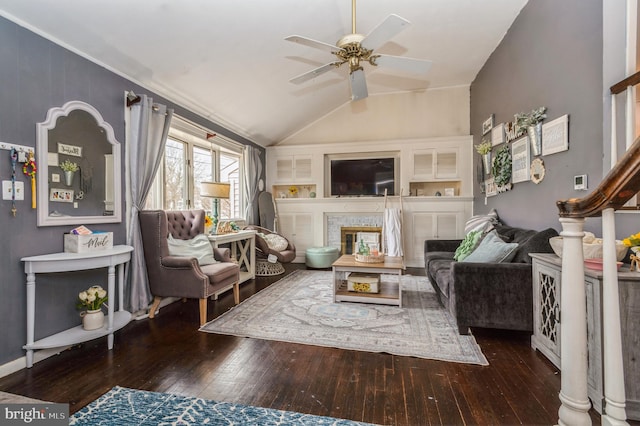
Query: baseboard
0,298,181,378
0,347,71,379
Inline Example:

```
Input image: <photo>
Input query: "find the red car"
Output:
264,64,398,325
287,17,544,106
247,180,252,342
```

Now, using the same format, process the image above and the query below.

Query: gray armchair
139,209,240,326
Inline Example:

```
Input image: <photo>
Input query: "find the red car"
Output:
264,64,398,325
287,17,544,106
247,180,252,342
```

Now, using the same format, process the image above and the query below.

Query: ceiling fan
285,0,433,101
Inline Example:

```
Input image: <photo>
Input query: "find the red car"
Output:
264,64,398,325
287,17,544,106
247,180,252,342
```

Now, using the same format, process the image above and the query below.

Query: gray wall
470,0,605,234
0,16,264,366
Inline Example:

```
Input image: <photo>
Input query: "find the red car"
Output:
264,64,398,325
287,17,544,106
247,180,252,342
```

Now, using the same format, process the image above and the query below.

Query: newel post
558,217,591,426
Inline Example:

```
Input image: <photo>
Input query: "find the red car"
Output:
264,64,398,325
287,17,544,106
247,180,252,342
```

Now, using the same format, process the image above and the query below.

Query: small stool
306,246,340,269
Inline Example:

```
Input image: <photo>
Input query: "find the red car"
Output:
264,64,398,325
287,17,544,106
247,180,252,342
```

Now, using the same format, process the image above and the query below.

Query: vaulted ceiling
0,0,528,146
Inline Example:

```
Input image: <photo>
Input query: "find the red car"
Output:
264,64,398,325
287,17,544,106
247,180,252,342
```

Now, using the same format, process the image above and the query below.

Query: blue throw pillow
462,230,518,263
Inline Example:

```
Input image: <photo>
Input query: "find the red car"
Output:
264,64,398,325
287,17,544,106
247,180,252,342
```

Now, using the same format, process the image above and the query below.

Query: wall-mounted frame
491,123,505,146
36,100,122,226
482,115,494,135
530,158,546,184
542,114,569,156
511,137,530,183
485,177,497,197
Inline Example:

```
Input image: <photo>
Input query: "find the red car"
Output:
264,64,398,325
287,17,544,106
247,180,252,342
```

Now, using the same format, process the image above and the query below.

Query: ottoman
306,246,340,269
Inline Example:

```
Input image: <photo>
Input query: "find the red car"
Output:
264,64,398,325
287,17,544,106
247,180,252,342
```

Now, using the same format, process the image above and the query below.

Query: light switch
2,180,24,200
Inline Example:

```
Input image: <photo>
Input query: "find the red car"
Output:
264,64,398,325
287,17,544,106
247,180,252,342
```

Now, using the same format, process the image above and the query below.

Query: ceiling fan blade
285,35,342,54
373,54,433,75
289,62,341,84
349,69,368,101
360,14,410,51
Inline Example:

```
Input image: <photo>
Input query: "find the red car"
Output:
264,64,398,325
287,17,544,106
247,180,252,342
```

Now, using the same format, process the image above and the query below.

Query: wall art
482,115,494,135
542,114,569,155
511,136,530,183
491,123,505,146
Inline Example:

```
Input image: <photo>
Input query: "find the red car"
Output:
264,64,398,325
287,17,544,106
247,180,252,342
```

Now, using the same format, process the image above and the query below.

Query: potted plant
77,285,108,330
59,159,79,186
475,139,493,175
515,106,547,156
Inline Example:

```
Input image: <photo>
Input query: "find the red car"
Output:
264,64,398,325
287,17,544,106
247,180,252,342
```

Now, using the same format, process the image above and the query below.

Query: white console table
21,245,133,368
208,229,256,286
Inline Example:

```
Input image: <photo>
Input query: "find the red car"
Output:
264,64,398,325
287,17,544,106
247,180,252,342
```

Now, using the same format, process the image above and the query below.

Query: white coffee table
332,255,405,307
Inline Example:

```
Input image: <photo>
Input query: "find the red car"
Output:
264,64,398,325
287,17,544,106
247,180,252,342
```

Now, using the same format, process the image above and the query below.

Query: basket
354,253,385,263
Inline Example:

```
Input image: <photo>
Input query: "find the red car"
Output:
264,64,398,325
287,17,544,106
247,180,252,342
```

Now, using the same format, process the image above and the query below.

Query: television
330,157,396,196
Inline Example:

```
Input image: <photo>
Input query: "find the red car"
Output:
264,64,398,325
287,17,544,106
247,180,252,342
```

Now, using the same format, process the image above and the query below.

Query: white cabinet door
277,212,314,262
405,211,461,265
412,148,459,180
275,155,313,183
531,259,561,368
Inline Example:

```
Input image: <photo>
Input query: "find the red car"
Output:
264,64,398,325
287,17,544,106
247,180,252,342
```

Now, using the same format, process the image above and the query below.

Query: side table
21,245,133,368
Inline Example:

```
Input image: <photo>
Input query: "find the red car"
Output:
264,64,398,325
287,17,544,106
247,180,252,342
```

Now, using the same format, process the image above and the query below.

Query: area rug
70,386,372,425
200,270,488,365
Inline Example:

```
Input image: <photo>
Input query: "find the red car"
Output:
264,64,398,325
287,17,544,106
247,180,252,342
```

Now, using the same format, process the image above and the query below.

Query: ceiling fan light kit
285,0,432,101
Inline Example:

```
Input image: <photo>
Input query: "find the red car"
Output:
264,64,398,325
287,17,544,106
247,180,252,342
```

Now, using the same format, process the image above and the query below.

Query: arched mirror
36,100,122,226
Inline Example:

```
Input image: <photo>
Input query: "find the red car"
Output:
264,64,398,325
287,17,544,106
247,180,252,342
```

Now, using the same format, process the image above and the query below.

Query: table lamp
200,182,230,234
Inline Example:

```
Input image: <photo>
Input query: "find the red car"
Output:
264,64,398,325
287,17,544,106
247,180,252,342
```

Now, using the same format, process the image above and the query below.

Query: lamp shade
200,182,230,199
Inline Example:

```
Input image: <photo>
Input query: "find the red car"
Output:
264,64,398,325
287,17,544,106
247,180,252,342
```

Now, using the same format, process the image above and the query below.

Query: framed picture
482,115,494,135
485,177,497,197
491,123,505,146
511,137,530,183
57,142,83,157
542,114,569,155
50,188,74,203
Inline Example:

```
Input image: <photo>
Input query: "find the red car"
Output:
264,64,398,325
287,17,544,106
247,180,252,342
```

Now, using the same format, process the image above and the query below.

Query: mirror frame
36,100,122,226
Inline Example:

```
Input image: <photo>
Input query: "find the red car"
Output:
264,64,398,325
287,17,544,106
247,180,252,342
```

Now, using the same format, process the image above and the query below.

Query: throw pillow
167,234,217,265
454,230,483,261
263,233,288,251
464,208,501,234
462,230,519,263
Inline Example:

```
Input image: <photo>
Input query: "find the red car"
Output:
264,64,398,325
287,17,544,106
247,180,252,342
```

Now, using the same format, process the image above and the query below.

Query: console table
530,253,640,420
21,245,133,368
208,229,256,290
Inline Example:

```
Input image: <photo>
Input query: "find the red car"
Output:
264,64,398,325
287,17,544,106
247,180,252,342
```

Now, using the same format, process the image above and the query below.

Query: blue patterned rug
70,386,373,425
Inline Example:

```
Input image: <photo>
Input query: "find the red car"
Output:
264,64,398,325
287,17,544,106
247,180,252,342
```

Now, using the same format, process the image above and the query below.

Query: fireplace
340,226,382,255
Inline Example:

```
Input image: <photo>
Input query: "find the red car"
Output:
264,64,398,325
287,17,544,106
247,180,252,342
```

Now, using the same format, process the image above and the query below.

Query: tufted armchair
244,225,296,276
139,209,240,326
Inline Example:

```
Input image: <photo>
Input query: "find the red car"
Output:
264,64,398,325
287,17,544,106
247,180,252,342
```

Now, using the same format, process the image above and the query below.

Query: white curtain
125,95,173,312
243,145,262,225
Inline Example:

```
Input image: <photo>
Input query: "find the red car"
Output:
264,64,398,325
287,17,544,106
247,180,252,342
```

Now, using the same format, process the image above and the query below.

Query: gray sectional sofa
424,224,559,335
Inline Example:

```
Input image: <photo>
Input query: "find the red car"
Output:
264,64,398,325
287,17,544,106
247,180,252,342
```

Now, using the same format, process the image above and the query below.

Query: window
145,116,245,221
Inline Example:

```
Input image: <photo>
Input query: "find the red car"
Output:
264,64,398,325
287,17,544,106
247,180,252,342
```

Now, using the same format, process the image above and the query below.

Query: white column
558,217,591,426
601,208,629,426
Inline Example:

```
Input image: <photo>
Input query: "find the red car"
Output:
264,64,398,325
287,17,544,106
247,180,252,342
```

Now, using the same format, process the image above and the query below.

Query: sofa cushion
262,233,289,251
511,227,559,263
454,230,483,261
464,208,501,234
462,230,519,263
167,234,217,265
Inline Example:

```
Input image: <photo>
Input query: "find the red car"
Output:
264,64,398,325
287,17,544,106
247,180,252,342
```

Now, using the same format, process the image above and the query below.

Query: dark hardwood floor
0,264,615,425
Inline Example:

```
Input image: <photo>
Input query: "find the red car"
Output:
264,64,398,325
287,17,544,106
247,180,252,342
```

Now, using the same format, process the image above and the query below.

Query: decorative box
347,273,380,293
64,232,113,253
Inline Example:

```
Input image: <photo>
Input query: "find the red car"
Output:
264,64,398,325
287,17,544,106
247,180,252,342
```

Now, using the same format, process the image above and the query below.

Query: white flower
86,293,96,302
78,291,87,301
97,289,106,298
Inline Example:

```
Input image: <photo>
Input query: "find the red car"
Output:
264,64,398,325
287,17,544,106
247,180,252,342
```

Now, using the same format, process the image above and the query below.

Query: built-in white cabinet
277,211,315,263
411,148,459,180
530,253,640,420
274,154,313,183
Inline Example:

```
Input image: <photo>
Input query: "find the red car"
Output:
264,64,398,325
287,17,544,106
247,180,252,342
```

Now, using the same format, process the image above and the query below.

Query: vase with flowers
77,285,108,330
204,214,214,234
515,106,547,156
623,232,640,271
59,159,79,186
288,185,298,198
475,139,493,175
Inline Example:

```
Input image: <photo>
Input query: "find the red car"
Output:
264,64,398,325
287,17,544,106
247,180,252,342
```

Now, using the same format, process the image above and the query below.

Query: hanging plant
492,145,512,187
